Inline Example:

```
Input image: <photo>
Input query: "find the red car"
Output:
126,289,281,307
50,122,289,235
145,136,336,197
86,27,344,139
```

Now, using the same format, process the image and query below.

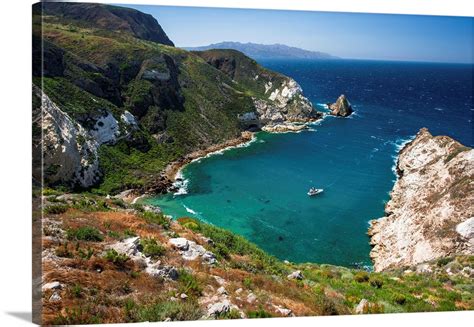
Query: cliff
369,128,474,271
33,3,320,193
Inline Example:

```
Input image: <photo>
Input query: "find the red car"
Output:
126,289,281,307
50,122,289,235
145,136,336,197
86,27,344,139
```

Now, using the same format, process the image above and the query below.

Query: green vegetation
124,298,203,322
177,217,285,275
140,237,166,258
71,284,83,298
104,249,129,266
44,204,69,215
53,306,102,325
444,145,470,163
217,309,242,319
66,226,103,242
71,196,110,212
247,307,273,318
177,269,202,297
141,211,171,229
299,258,474,314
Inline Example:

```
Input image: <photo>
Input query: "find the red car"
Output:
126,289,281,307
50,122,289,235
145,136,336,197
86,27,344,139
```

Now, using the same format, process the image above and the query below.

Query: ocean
145,59,473,268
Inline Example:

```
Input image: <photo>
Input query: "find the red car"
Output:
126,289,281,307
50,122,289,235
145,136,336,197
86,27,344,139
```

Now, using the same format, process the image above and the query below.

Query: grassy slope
40,193,473,324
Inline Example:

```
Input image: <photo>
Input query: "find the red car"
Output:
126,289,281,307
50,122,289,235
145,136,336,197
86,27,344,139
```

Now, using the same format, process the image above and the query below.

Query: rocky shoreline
368,128,474,272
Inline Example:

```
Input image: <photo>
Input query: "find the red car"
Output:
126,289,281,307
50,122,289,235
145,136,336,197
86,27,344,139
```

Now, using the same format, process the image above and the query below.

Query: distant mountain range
184,42,339,60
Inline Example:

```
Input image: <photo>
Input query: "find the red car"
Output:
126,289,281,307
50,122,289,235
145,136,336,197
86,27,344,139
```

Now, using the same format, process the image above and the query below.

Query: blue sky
121,4,473,63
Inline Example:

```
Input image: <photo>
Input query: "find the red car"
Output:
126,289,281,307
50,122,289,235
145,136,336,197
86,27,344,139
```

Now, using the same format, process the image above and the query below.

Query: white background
0,0,472,326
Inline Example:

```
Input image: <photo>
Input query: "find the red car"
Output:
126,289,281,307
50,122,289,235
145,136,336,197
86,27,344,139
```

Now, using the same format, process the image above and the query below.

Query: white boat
307,188,324,196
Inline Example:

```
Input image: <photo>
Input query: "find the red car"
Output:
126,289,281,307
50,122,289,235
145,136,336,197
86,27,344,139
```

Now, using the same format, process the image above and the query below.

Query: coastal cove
145,59,473,268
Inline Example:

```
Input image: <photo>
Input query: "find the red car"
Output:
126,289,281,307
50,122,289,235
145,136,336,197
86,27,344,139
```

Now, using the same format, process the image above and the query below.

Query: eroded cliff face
256,78,318,130
368,128,474,271
36,86,137,189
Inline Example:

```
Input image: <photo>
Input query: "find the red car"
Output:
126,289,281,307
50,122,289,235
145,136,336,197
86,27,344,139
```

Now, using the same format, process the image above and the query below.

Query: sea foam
389,135,416,178
173,170,189,196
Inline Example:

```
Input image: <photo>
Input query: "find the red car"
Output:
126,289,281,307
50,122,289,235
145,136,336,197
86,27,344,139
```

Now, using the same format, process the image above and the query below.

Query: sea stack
327,94,353,117
368,128,474,272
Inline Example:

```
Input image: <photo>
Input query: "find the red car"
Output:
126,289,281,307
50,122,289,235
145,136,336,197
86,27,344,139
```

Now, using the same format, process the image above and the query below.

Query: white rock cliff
368,128,474,271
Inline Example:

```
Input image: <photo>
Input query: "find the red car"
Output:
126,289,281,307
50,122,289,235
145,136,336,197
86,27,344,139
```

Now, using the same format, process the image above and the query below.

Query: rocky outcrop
256,78,320,128
169,237,217,264
38,86,137,188
40,86,102,188
196,49,321,132
327,94,353,117
368,128,474,271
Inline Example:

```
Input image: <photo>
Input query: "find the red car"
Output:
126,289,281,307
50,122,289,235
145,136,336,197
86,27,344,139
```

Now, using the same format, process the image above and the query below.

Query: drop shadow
6,311,32,323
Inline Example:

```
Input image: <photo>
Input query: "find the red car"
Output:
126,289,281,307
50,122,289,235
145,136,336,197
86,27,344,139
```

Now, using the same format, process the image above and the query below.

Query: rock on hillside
33,2,174,46
369,128,474,271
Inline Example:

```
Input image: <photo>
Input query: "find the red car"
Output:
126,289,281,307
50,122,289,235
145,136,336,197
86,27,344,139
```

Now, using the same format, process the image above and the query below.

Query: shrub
108,230,121,239
111,198,127,208
71,284,83,298
124,299,203,322
44,204,68,215
52,306,101,325
67,227,103,242
243,277,253,289
247,307,273,318
178,217,199,231
141,211,170,229
354,271,370,283
104,249,129,266
140,237,166,258
437,257,453,267
177,269,202,297
217,308,241,319
72,197,109,212
55,242,73,258
42,188,62,196
392,293,407,305
319,297,339,315
369,276,384,288
77,247,94,260
124,229,137,237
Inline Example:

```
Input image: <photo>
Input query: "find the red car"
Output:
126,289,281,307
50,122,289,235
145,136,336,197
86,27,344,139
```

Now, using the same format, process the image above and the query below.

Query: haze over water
146,59,473,268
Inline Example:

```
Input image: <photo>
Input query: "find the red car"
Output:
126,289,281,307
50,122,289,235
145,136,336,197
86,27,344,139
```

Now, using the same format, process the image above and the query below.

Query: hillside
186,42,338,60
32,3,321,195
38,192,473,325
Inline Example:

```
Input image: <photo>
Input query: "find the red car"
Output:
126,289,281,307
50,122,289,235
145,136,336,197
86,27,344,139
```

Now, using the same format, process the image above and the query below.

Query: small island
327,94,353,117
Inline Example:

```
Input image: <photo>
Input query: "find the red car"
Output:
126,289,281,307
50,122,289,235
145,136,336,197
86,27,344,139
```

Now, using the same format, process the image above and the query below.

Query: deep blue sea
146,60,473,268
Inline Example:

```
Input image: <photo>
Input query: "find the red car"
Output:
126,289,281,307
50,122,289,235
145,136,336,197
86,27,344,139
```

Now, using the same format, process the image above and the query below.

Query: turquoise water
146,60,473,268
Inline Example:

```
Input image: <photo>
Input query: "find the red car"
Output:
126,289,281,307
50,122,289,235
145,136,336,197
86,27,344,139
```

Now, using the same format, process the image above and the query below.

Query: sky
120,4,473,63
